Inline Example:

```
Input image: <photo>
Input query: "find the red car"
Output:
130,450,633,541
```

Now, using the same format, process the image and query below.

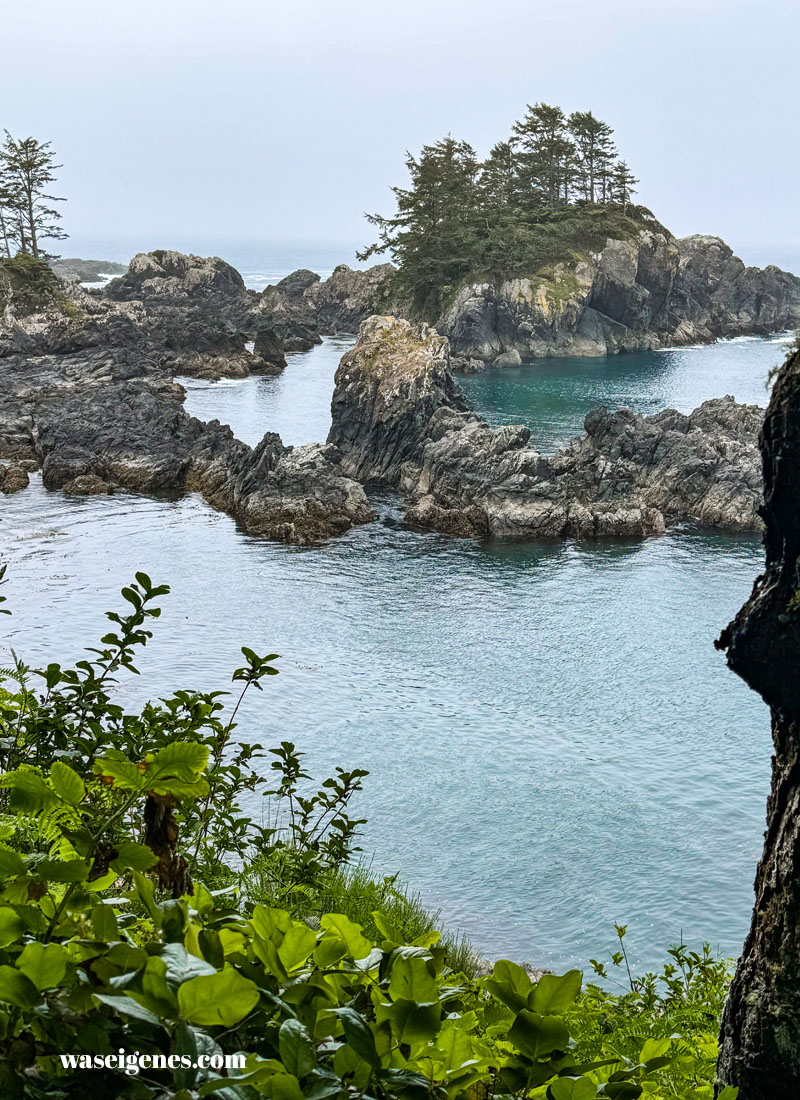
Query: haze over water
0,284,789,973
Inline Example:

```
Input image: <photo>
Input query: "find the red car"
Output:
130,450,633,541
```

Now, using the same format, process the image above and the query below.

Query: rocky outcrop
329,316,763,538
0,343,374,544
49,258,127,284
715,346,800,1098
253,263,398,345
439,232,800,365
105,250,247,303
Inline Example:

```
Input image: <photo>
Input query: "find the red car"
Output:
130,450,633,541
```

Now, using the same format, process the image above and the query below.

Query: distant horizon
59,234,800,280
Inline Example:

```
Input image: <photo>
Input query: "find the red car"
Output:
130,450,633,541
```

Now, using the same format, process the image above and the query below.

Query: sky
2,0,798,265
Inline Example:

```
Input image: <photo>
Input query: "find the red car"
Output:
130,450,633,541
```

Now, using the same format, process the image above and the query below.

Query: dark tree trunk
716,348,800,1096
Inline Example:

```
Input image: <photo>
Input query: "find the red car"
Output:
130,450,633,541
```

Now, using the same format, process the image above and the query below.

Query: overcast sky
3,0,797,263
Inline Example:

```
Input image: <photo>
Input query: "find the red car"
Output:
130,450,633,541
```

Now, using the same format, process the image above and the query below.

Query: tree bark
716,347,800,1096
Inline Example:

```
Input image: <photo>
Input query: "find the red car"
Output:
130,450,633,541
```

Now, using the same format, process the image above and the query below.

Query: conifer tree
610,161,638,213
567,111,616,204
0,133,67,259
512,103,573,210
359,136,481,314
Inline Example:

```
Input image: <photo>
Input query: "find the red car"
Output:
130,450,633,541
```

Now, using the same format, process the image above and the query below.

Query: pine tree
0,133,67,259
512,103,573,210
359,136,481,315
610,160,638,213
567,111,617,204
479,141,521,211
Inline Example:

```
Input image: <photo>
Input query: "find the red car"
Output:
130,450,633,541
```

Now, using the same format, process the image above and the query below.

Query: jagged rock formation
715,346,800,1099
0,344,374,544
438,232,800,365
252,262,399,349
329,316,763,538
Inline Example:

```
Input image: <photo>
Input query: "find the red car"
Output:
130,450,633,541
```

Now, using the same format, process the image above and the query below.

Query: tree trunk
716,348,800,1096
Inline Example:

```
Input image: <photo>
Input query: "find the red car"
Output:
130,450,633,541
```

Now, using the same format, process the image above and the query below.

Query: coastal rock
438,232,800,363
0,344,374,545
105,250,246,303
254,263,398,343
0,463,29,494
329,316,763,538
715,345,800,1096
49,258,127,284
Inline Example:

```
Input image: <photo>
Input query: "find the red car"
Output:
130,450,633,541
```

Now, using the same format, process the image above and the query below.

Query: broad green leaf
17,942,68,990
0,847,25,879
110,840,158,873
264,1073,303,1100
334,1006,380,1069
380,998,441,1045
549,1077,598,1100
508,1010,570,1060
387,955,440,1005
639,1037,672,1063
0,965,39,1009
162,942,216,986
0,907,25,948
94,756,147,791
317,914,372,964
50,761,85,805
278,922,318,971
279,1018,316,1078
36,858,89,883
3,768,56,812
484,959,533,1013
95,992,163,1026
531,970,582,1014
91,903,119,941
178,964,260,1027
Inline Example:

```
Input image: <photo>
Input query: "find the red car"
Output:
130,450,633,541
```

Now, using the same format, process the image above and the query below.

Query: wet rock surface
329,316,763,539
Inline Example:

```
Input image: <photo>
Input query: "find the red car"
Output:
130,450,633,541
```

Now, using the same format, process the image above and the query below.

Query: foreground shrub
0,569,734,1098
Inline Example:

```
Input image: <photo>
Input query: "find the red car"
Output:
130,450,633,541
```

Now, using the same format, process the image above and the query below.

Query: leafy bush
0,570,734,1098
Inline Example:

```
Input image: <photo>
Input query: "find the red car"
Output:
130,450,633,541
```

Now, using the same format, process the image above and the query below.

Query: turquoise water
459,334,793,453
1,331,787,974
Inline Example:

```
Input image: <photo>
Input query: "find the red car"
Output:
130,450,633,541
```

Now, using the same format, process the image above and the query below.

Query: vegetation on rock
358,105,663,318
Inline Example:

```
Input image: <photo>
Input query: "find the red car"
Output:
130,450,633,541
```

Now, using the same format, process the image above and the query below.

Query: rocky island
0,250,766,543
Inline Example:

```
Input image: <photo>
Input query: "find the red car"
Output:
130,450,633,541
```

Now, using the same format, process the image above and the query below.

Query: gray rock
49,258,127,284
437,231,800,361
329,316,763,539
0,463,29,494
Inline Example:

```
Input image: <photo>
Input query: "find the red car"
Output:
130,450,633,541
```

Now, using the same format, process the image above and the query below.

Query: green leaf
95,756,147,791
0,907,25,948
334,1006,380,1069
387,955,440,1005
278,922,318,971
0,847,25,879
95,992,163,1026
548,1078,597,1100
36,858,89,883
50,761,85,805
508,1010,570,1060
3,768,56,812
178,964,260,1027
483,959,533,1013
318,913,372,964
531,970,582,1014
381,998,441,1045
279,1018,317,1078
0,965,39,1008
161,942,216,986
91,903,119,941
110,840,158,873
17,942,69,990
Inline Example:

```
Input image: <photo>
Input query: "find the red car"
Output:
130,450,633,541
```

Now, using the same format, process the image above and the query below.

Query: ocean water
2,262,793,974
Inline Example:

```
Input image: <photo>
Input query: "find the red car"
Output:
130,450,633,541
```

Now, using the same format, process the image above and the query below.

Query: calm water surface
1,331,789,974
